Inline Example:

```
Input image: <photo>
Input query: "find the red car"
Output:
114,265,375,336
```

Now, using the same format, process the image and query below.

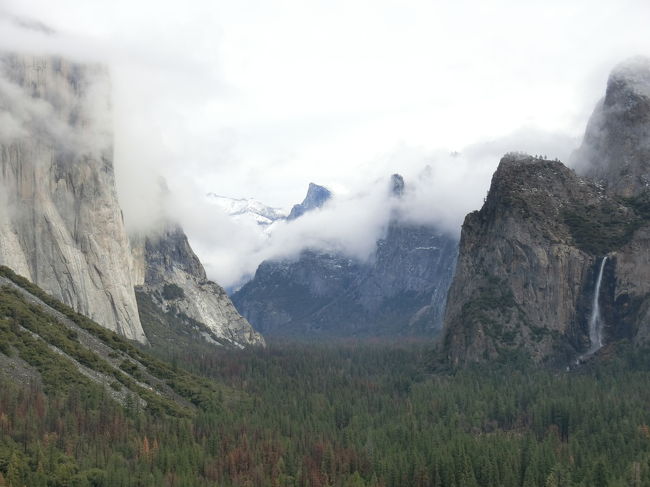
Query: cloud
370,127,579,237
0,54,112,156
397,127,579,235
265,182,393,258
0,109,27,142
174,125,579,290
174,176,395,289
1,1,648,290
0,6,226,231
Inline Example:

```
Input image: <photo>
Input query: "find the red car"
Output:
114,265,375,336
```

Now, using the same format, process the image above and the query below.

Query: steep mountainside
444,155,606,363
0,53,146,342
132,223,265,348
444,58,650,365
233,177,458,338
287,183,332,220
444,129,650,365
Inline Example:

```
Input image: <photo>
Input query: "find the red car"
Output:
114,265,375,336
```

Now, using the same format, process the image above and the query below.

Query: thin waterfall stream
586,256,607,355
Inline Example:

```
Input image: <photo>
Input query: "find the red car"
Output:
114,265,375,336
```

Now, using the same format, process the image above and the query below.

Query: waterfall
587,256,607,355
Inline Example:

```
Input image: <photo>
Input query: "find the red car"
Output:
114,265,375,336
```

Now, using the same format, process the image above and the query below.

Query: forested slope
3,294,650,487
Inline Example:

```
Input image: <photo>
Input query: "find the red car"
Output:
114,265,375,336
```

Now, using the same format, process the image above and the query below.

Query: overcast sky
2,0,650,287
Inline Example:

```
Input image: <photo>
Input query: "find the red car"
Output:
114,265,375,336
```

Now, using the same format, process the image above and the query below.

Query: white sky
4,0,650,204
2,0,650,286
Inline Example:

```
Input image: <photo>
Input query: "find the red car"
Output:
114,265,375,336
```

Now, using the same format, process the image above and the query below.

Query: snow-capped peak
207,193,286,226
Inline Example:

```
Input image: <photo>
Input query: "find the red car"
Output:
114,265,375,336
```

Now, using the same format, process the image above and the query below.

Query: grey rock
444,59,650,365
573,57,650,197
287,183,332,220
442,153,650,365
0,53,146,342
233,178,458,338
0,52,264,349
443,155,598,364
132,223,265,347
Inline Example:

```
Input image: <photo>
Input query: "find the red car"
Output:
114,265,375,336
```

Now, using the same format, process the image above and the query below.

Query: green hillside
0,266,231,414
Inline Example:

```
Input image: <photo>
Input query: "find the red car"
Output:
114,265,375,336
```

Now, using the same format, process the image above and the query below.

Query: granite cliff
443,57,650,365
0,52,262,348
0,53,146,342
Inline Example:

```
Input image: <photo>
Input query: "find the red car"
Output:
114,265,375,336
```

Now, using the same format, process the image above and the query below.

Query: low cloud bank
180,127,578,290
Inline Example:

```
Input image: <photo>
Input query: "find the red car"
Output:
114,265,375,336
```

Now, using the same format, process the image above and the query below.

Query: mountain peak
287,183,332,220
491,153,571,189
573,57,650,197
607,56,650,102
477,154,591,229
207,193,285,226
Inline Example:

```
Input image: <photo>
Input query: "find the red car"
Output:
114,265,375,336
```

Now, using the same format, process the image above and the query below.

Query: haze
1,0,650,287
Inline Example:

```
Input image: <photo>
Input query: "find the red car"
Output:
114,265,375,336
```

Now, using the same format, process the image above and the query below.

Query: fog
176,127,578,289
1,1,650,288
0,56,112,156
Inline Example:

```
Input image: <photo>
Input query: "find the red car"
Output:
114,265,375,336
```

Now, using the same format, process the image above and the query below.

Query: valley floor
2,340,650,486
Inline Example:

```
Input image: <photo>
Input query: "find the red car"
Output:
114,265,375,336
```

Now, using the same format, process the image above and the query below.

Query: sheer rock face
0,53,146,342
442,154,650,365
607,225,650,347
444,59,650,365
574,57,650,197
287,183,332,221
443,156,595,364
132,224,265,348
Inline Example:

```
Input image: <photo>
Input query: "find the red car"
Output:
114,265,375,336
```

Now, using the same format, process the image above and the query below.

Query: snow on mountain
206,193,286,227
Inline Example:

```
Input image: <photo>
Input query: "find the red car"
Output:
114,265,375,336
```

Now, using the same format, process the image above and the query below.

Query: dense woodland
2,328,650,486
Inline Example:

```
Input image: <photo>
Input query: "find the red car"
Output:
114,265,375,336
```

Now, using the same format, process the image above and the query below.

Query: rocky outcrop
233,179,458,338
287,183,332,220
0,53,146,342
132,223,265,348
443,155,596,364
610,226,650,345
573,57,650,197
442,153,650,365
